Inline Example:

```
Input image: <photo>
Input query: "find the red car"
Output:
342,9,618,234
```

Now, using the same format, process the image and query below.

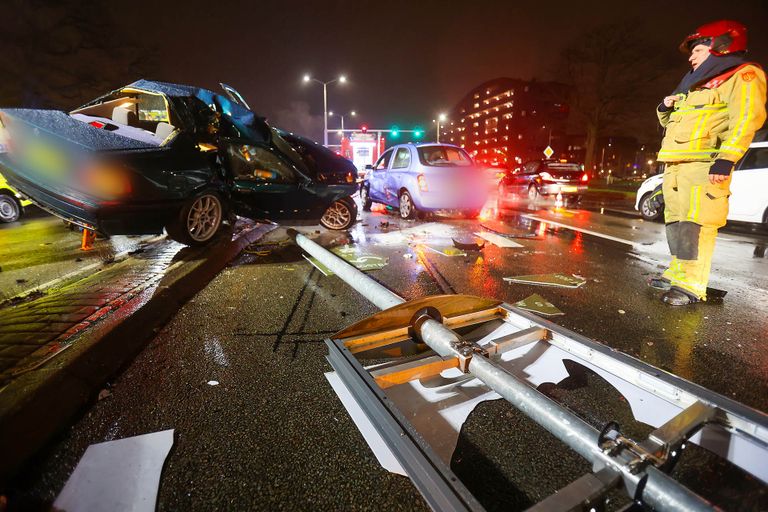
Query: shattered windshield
417,146,473,167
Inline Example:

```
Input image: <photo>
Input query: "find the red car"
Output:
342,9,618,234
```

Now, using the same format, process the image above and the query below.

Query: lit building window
524,86,529,92
521,111,526,116
486,89,490,95
473,102,480,108
473,93,480,99
518,134,523,139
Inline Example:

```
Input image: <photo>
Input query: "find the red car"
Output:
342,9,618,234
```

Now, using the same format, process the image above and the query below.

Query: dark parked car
497,159,588,206
0,80,358,245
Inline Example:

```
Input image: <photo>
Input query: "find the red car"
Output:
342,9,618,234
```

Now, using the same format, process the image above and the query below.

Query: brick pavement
0,243,182,386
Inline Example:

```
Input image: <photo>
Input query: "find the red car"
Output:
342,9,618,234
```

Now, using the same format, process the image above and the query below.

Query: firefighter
652,20,766,306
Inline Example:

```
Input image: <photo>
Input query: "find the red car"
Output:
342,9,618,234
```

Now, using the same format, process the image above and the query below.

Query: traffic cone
81,228,96,251
555,192,564,209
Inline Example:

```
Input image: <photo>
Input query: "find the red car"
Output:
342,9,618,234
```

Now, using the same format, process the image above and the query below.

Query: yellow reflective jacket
657,63,767,163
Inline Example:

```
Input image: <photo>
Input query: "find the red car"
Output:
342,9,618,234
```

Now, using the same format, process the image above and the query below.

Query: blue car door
387,146,412,206
368,149,393,203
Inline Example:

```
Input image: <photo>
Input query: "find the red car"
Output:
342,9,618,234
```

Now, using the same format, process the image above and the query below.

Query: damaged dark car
0,80,358,245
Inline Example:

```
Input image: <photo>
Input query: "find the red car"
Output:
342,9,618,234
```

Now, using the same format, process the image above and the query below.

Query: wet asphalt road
8,197,768,511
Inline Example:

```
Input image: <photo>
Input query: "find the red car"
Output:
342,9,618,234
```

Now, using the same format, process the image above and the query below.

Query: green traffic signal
413,128,423,138
391,126,399,137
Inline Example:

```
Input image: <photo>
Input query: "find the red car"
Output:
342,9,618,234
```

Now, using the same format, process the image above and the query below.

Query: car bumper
540,183,587,196
415,191,488,211
2,165,178,235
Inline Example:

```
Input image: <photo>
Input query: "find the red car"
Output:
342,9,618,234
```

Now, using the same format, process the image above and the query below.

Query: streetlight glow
350,110,356,116
301,74,350,146
438,113,447,122
328,111,334,116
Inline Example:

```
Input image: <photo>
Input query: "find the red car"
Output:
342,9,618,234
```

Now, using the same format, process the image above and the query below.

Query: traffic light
361,124,368,133
413,128,423,139
390,126,399,137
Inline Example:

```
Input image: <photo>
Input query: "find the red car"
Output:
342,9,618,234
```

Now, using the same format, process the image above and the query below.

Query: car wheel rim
0,197,17,221
400,195,412,218
322,201,351,229
187,195,222,241
642,198,655,217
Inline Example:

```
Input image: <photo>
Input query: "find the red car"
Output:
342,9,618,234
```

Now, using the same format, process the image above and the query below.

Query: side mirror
365,164,374,170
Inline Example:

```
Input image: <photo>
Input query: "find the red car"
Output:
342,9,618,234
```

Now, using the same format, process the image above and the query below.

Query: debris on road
97,389,112,401
474,231,524,248
423,245,466,257
515,293,564,316
54,429,174,512
207,380,220,386
503,273,587,288
451,238,485,251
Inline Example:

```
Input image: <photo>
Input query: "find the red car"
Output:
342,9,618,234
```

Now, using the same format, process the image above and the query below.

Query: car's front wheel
0,193,21,223
360,185,372,211
166,191,224,246
320,197,357,230
639,192,664,221
399,190,417,220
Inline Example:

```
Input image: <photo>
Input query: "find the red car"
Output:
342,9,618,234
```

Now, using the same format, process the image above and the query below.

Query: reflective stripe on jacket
657,63,767,163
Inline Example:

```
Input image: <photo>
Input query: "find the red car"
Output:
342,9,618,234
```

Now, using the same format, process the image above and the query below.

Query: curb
0,222,275,483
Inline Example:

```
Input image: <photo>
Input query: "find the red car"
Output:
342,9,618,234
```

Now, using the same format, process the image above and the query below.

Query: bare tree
0,0,156,109
560,21,673,173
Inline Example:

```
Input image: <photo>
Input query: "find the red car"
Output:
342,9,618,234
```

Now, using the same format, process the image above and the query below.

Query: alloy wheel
186,194,222,242
321,200,353,230
399,192,413,219
0,195,20,223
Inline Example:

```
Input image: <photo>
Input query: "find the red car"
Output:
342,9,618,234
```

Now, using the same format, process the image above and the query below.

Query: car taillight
581,173,589,182
346,172,354,183
417,174,428,192
81,164,133,198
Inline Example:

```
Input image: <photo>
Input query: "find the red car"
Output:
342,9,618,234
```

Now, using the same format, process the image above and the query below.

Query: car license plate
561,186,577,193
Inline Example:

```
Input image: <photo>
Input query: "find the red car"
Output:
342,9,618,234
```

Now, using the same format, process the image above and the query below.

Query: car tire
528,185,540,201
166,191,224,246
399,190,417,220
360,185,372,212
320,197,357,230
639,192,664,221
0,193,21,223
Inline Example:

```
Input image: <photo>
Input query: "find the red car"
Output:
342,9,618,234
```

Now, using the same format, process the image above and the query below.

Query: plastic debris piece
207,380,219,386
403,253,414,259
423,245,467,257
474,231,523,248
452,238,485,251
97,389,112,401
618,309,626,314
515,294,564,316
54,430,174,512
706,287,727,299
503,273,587,288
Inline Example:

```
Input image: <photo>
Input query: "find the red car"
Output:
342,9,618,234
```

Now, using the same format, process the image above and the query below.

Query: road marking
521,214,642,247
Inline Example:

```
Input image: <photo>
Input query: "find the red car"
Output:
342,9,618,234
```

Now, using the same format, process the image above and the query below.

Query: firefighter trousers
660,161,731,299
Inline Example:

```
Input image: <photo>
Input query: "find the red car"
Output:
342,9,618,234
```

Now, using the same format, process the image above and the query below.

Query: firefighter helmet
679,20,748,56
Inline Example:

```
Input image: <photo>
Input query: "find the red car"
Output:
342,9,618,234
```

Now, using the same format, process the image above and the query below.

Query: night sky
121,0,767,142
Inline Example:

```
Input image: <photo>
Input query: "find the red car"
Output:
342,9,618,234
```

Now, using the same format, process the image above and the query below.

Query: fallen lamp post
289,229,768,512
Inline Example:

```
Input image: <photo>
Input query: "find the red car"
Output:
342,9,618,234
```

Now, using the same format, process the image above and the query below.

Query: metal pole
290,229,402,310
437,120,440,143
290,229,715,512
323,82,328,147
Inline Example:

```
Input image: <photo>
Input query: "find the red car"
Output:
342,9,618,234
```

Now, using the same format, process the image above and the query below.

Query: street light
302,74,348,146
328,110,356,135
433,113,447,143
